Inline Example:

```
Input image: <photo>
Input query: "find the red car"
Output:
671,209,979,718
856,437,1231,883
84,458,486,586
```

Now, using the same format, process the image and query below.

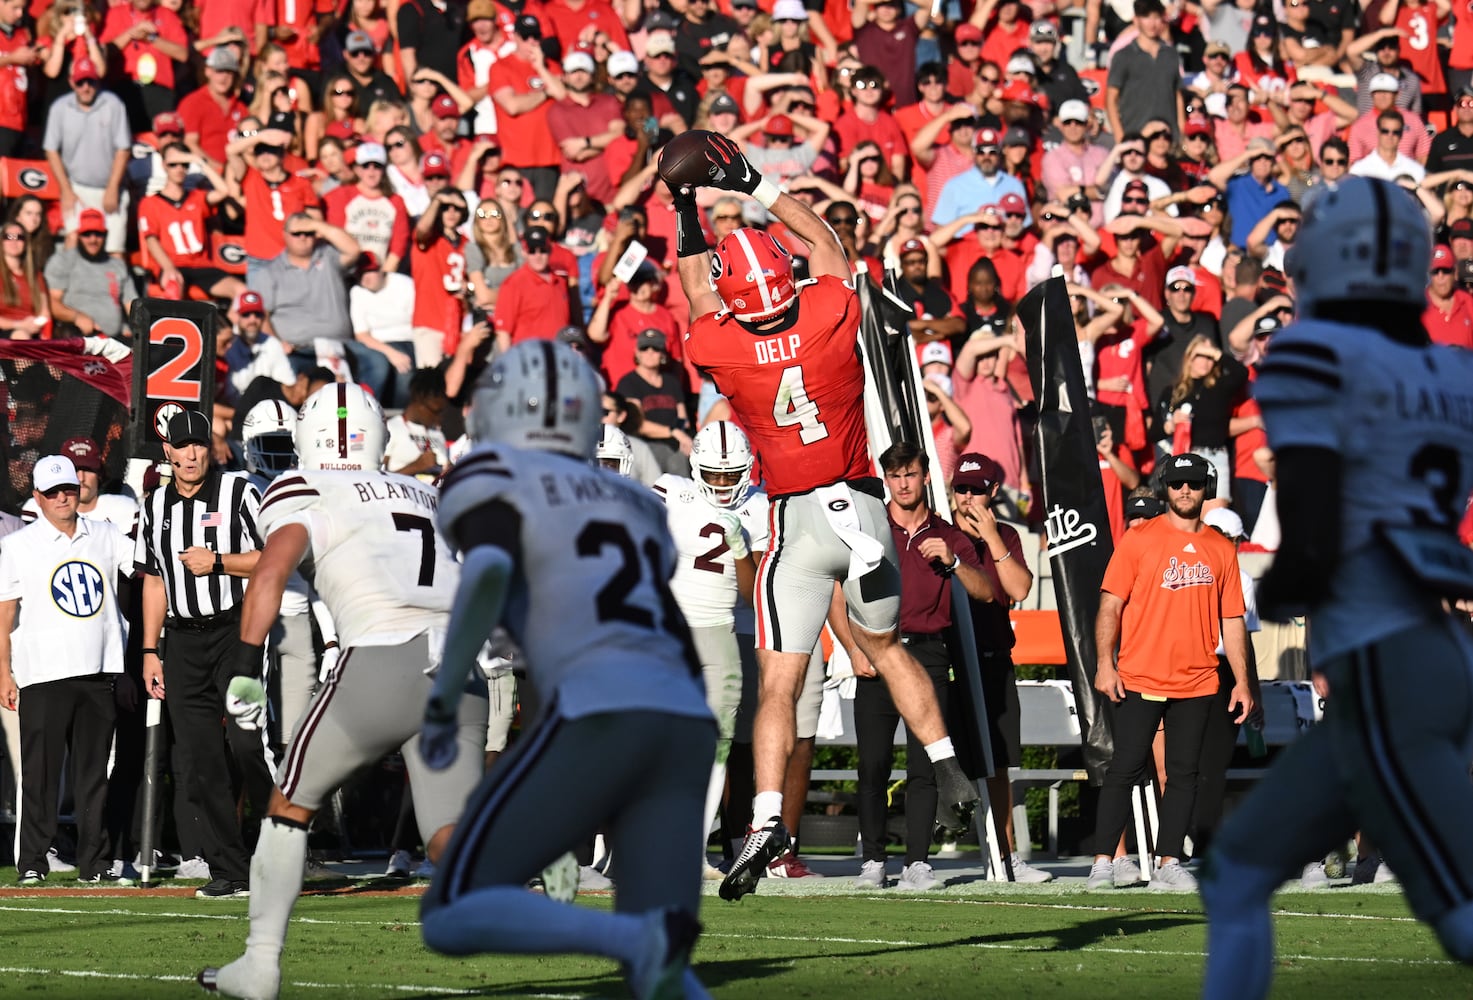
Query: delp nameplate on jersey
1377,524,1473,599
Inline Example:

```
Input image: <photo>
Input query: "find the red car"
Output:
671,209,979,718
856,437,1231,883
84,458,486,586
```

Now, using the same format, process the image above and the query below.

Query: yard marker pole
139,698,163,888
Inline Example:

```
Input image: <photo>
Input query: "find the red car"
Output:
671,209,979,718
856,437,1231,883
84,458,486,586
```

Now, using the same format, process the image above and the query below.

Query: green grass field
0,872,1466,999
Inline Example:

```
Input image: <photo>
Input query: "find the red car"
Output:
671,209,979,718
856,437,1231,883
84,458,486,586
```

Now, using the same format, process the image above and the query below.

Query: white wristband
752,176,781,208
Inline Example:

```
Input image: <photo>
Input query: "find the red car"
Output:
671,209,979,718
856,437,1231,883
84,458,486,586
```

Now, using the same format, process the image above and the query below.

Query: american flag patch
200,512,223,528
348,431,365,452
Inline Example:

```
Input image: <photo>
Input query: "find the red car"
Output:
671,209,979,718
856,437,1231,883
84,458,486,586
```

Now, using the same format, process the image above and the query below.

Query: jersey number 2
772,365,829,445
578,520,679,631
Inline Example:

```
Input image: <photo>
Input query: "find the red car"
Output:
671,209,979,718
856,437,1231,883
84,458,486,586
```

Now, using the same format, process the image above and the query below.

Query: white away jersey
652,474,769,628
438,445,711,723
1254,319,1473,659
257,470,457,650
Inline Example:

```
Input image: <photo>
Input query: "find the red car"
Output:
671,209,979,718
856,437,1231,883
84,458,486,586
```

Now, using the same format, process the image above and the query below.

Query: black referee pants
163,622,273,884
855,638,951,866
1092,689,1216,860
18,675,115,878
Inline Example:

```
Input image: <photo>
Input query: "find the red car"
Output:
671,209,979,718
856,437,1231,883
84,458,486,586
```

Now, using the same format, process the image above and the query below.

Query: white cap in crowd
33,455,80,493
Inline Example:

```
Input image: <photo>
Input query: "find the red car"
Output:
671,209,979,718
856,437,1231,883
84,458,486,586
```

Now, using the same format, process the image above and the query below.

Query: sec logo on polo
51,560,105,617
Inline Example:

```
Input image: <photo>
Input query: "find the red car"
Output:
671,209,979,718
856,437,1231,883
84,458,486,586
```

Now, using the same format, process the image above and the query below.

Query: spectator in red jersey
322,142,411,274
489,15,566,201
419,93,474,170
933,204,1027,306
197,6,265,62
36,2,105,107
99,0,189,131
226,123,324,280
946,26,989,99
262,0,336,82
978,0,1032,76
178,46,247,172
548,52,625,205
851,0,930,106
1425,244,1473,349
465,200,522,313
1092,283,1164,452
588,263,680,389
492,226,571,353
139,143,244,303
0,217,49,339
0,0,38,157
834,67,909,178
1091,206,1179,313
410,188,471,366
843,141,898,221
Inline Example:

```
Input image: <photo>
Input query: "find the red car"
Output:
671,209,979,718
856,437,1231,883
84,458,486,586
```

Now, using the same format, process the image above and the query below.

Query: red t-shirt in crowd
412,230,469,352
494,264,572,344
177,87,248,166
323,186,411,266
547,93,624,203
602,301,680,389
242,170,321,261
100,4,189,90
489,54,562,170
139,189,216,271
1424,289,1473,349
0,24,32,132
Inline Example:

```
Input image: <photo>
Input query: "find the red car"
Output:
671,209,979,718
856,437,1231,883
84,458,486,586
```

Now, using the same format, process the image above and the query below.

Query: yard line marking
0,903,413,925
848,895,1422,923
0,965,586,997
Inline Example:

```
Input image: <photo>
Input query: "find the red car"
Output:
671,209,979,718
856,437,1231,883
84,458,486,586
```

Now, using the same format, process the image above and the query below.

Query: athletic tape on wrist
752,177,781,208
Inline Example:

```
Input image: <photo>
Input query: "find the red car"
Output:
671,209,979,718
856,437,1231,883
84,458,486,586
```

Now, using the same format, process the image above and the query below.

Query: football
658,129,720,190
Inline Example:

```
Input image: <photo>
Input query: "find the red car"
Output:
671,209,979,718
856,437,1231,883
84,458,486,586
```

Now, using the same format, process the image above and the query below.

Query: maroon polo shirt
888,507,982,634
968,521,1026,653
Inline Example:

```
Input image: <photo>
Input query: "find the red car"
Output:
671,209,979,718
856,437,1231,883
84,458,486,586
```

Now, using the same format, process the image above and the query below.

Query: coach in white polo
0,455,134,885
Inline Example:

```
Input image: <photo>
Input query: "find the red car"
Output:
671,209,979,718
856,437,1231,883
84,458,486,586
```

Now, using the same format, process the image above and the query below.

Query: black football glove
704,134,762,195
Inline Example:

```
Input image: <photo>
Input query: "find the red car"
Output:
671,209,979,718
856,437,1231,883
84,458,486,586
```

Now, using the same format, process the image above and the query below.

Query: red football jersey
685,275,872,497
139,190,214,270
242,170,321,261
412,231,469,354
0,26,30,132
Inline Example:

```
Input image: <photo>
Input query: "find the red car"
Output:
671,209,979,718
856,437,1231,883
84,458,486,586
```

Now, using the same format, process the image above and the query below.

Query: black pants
1092,688,1216,859
18,675,115,878
162,620,274,883
1191,658,1242,857
855,638,950,866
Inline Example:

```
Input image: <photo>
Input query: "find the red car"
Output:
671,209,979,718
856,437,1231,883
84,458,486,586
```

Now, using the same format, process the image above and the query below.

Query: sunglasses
525,247,550,254
959,40,982,47
2,232,23,241
918,77,943,86
440,201,466,211
789,101,815,112
165,161,190,169
528,209,558,221
713,213,742,221
1290,95,1316,104
79,229,106,237
853,80,881,90
347,48,373,56
1321,156,1347,166
980,74,1000,83
386,140,408,150
1122,196,1148,205
287,230,315,238
356,160,383,169
476,207,503,219
1121,148,1145,157
332,88,354,96
1381,127,1404,135
1143,131,1169,142
977,222,1003,231
1168,283,1194,293
638,344,664,351
1277,216,1301,225
952,483,993,495
500,178,523,187
827,215,858,225
976,146,1000,155
1168,479,1207,491
40,485,80,498
901,206,920,215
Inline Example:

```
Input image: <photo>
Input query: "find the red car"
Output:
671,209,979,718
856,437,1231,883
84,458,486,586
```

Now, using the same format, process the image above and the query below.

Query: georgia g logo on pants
51,560,105,618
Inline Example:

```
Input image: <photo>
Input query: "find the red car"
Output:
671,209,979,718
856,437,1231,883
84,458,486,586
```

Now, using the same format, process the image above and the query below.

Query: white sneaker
175,857,212,880
1374,862,1398,884
896,861,941,891
385,850,413,878
702,862,725,882
303,857,333,881
579,864,613,891
854,859,888,889
1149,860,1198,892
1112,856,1144,887
1300,862,1330,889
197,955,280,1000
1087,858,1114,890
46,848,76,873
1009,854,1054,883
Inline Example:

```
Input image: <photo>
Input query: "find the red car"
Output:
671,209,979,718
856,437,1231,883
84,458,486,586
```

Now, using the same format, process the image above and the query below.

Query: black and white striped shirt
134,470,262,621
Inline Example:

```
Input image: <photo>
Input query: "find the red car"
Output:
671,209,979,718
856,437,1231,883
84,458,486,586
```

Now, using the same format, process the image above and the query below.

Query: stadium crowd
0,0,1459,896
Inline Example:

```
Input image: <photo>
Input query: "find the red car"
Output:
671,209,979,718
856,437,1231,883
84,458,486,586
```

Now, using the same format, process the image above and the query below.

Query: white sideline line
850,895,1422,923
0,965,586,996
0,903,409,925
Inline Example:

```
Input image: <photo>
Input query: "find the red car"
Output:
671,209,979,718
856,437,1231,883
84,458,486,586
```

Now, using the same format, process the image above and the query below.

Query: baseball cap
899,237,928,257
345,29,377,53
636,328,667,352
1003,125,1031,148
1452,218,1473,240
919,341,952,367
431,94,460,119
563,51,596,74
646,9,681,31
61,438,102,473
1122,177,1149,197
205,47,240,73
999,192,1027,215
974,126,1001,151
153,111,185,136
357,250,382,273
1204,40,1231,59
709,92,740,116
955,22,983,43
556,324,591,347
772,0,807,20
953,453,1005,492
646,33,677,55
467,0,497,21
998,79,1037,105
1202,507,1245,539
70,57,100,83
1369,73,1401,94
355,141,387,166
1125,495,1166,521
1166,265,1197,287
608,50,639,76
1253,314,1281,338
1246,136,1276,157
1161,452,1213,486
1185,112,1212,137
34,455,80,493
765,114,795,137
237,290,265,316
166,409,213,448
1030,20,1058,40
1434,244,1456,269
524,227,552,252
515,14,542,39
1006,55,1036,76
421,151,450,177
731,0,759,8
77,208,107,235
1058,99,1089,123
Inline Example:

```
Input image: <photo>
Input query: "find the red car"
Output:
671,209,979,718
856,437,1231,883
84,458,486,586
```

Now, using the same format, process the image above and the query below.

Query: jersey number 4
578,520,682,633
773,365,829,445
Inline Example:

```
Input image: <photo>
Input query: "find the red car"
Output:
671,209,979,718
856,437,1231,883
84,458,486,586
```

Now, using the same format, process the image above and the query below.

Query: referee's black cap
166,409,212,447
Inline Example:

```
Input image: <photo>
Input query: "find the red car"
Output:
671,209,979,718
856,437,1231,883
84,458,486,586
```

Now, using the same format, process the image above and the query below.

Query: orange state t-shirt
1100,515,1245,699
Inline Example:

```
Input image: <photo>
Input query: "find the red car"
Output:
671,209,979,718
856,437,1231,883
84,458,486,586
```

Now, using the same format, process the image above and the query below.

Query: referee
136,409,269,899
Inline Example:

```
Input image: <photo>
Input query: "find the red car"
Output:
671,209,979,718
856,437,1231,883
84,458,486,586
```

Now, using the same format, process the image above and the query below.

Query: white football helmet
294,381,387,471
470,340,601,460
596,425,634,477
690,420,753,509
1288,177,1431,315
240,398,298,479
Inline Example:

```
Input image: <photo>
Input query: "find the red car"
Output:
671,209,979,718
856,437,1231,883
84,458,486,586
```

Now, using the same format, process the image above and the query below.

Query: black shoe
195,878,249,899
719,818,789,902
933,756,980,836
